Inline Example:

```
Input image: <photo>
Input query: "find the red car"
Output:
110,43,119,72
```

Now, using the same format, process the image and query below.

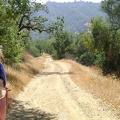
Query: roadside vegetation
0,0,119,73
64,60,120,117
29,0,120,75
0,0,120,117
6,51,45,109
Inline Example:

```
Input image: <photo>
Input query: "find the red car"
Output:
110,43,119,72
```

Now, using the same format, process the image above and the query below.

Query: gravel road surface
6,56,119,120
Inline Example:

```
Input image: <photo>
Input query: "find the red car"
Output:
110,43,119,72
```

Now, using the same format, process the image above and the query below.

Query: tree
0,0,25,64
101,0,120,31
3,0,53,34
73,33,95,66
51,17,72,59
91,17,111,69
0,0,64,64
90,17,120,71
91,17,110,53
100,0,120,71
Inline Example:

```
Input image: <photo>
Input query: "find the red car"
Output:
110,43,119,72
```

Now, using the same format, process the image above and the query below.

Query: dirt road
6,56,119,120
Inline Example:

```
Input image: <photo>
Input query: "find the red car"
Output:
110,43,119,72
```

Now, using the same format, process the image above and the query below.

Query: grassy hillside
36,1,106,33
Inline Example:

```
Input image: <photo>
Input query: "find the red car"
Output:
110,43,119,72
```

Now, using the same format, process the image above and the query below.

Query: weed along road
7,56,118,120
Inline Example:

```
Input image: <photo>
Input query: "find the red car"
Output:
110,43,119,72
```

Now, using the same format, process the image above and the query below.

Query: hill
35,1,106,33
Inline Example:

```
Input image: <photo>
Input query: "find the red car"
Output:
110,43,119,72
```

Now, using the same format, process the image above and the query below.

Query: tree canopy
101,0,120,31
0,0,63,64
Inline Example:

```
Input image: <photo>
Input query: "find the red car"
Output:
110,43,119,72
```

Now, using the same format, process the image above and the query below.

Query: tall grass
5,52,45,108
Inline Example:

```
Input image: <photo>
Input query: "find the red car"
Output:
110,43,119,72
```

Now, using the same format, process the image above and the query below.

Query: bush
79,52,95,66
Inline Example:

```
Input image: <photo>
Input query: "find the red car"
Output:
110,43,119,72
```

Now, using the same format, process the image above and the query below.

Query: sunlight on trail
6,56,119,120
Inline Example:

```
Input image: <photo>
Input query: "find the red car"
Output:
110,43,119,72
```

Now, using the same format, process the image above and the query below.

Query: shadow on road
6,99,56,120
41,72,73,76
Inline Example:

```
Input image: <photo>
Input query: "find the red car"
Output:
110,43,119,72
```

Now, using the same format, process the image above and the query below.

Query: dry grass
5,52,45,108
63,60,120,117
5,53,120,117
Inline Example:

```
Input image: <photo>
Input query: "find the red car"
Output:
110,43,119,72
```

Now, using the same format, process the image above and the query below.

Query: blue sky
37,0,102,4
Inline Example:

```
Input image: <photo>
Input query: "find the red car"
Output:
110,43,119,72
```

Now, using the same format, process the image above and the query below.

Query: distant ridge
44,1,106,33
32,1,106,40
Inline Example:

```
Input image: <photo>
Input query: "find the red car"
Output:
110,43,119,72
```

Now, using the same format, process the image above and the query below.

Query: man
0,49,7,120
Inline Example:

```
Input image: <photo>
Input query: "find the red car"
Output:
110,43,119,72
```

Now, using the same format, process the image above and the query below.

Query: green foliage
90,16,120,71
79,52,95,66
101,0,120,31
90,17,112,69
6,0,49,33
0,0,26,64
52,50,58,60
51,17,73,59
26,38,55,57
71,33,95,66
91,17,110,52
94,51,106,68
73,34,87,58
99,0,120,71
0,26,25,64
53,30,73,59
0,0,60,64
26,40,40,57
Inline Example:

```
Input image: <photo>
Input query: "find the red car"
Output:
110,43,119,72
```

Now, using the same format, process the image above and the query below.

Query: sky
38,0,102,4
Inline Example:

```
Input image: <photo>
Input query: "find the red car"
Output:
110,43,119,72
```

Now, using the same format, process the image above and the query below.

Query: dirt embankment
6,56,119,120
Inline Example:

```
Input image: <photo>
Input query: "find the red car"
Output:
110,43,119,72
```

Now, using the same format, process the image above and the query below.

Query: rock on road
7,56,119,120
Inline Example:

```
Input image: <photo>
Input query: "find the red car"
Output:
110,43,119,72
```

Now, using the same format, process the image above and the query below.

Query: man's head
0,50,3,57
0,50,3,61
0,45,4,62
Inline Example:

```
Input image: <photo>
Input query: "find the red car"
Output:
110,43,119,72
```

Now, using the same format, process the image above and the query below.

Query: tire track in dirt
6,56,119,120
